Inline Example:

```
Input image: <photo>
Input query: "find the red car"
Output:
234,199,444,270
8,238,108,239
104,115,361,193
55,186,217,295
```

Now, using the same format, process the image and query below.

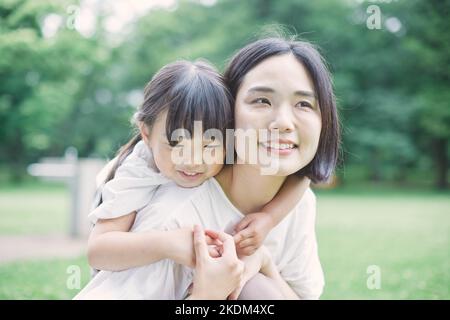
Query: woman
76,36,339,300
164,36,339,299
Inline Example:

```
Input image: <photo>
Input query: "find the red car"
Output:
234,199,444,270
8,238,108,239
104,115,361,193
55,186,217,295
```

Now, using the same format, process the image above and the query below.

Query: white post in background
65,147,79,238
28,147,106,238
76,159,106,238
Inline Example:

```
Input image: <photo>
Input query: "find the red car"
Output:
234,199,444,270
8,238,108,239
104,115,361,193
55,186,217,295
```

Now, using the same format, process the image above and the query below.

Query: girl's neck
216,165,286,215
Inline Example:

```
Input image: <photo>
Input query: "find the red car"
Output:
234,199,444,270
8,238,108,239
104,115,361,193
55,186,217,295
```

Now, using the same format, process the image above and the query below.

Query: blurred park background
0,0,449,299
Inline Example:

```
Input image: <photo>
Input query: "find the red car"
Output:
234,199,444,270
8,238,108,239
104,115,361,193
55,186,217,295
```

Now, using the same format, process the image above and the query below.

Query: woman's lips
259,141,298,156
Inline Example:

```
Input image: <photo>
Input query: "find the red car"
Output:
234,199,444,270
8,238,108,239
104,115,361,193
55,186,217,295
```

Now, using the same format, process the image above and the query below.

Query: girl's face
143,111,224,188
234,53,322,176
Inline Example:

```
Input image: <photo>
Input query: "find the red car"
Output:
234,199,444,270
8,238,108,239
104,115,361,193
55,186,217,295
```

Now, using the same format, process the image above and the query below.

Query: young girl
75,59,309,299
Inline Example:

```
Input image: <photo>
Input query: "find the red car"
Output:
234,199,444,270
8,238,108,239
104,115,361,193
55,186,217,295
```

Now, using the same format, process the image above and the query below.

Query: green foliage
0,0,448,188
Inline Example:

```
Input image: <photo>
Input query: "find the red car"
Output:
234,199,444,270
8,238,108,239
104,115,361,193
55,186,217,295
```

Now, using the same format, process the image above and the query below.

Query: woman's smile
259,139,299,156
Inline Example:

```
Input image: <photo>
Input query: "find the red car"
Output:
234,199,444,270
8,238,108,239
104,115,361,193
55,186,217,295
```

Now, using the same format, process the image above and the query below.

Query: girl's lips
177,170,204,180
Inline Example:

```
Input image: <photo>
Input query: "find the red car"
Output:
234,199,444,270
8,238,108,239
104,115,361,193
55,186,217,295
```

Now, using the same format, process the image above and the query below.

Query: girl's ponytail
104,133,142,184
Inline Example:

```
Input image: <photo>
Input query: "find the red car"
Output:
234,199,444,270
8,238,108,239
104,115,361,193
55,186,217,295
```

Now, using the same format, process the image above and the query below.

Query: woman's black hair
104,59,233,183
223,37,340,183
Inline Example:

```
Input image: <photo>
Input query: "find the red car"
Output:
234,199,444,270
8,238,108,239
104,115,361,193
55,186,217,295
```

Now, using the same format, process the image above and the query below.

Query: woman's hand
188,225,244,300
168,227,221,268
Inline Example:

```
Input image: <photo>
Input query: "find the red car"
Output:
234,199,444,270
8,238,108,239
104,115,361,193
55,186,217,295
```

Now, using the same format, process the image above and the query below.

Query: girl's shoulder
148,179,214,212
132,180,217,231
95,140,165,186
95,157,117,187
115,141,161,178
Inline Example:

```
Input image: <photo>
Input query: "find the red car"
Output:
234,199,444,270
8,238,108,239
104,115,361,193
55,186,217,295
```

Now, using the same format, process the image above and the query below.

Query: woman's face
234,53,322,176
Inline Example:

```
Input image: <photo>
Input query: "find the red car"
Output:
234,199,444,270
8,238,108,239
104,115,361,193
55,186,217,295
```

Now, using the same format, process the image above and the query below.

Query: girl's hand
169,227,221,268
233,212,274,256
188,225,244,300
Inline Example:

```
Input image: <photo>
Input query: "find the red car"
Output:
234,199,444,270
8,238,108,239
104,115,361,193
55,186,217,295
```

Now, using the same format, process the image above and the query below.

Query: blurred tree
0,0,64,180
0,0,131,181
0,0,448,189
399,0,450,189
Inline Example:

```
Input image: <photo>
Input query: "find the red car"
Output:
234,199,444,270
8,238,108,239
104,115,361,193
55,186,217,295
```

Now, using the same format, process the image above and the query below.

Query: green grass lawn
0,182,69,235
0,182,448,299
316,192,449,299
0,256,90,299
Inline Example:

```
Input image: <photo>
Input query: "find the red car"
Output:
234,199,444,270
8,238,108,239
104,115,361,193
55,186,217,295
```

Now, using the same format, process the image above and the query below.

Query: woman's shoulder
290,187,317,226
297,187,317,209
303,187,317,205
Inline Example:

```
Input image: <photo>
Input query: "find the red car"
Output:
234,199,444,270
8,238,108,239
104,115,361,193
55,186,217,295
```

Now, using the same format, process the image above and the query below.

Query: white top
74,178,325,300
88,140,170,224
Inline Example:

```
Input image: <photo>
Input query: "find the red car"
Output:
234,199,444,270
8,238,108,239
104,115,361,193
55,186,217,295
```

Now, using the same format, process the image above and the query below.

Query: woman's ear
138,122,150,144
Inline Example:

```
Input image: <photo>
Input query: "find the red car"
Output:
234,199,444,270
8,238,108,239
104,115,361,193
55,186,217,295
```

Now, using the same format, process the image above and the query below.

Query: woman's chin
256,161,304,176
255,152,306,176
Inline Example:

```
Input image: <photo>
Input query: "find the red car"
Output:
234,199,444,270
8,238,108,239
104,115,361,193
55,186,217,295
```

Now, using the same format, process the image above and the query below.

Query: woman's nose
268,104,295,133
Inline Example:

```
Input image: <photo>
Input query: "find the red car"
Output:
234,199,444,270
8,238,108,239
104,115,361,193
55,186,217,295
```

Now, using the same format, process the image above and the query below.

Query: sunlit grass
0,256,90,300
0,182,448,299
317,193,450,299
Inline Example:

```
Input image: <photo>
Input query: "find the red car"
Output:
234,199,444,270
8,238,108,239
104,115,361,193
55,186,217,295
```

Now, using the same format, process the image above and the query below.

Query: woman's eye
296,101,313,109
252,97,271,106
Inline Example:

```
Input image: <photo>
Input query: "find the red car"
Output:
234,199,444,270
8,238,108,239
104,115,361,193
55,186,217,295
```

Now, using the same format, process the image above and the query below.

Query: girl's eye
204,144,221,149
252,97,271,106
170,142,184,148
296,101,313,109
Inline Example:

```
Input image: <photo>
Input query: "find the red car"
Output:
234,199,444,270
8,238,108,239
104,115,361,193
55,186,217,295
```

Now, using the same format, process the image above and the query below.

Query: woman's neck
216,165,286,215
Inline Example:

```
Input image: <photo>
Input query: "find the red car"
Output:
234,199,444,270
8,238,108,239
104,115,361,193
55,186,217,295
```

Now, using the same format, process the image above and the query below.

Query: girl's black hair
104,59,233,183
223,37,340,183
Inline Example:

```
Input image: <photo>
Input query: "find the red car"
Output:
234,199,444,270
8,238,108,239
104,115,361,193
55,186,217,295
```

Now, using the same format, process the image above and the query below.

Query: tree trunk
8,132,25,182
434,137,448,190
369,148,382,182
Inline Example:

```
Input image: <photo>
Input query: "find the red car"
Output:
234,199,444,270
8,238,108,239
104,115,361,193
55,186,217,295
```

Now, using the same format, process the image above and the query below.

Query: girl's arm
234,175,310,255
263,175,311,226
87,213,196,271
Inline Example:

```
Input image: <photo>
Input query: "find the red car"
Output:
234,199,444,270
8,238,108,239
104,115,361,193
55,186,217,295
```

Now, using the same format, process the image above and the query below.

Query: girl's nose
181,163,204,172
268,104,295,133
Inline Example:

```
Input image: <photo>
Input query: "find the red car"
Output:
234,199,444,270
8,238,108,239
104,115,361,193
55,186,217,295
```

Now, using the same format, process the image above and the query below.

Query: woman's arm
228,245,299,300
87,213,196,271
261,260,300,300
